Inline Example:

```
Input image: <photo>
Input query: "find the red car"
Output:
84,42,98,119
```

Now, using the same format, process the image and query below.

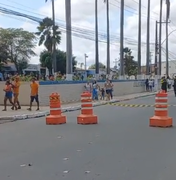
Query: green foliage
123,47,138,76
0,28,36,71
36,17,61,52
0,41,8,71
17,58,29,74
89,62,106,69
40,49,77,74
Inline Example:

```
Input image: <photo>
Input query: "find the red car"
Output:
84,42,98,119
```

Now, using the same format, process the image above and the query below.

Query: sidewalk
0,91,158,123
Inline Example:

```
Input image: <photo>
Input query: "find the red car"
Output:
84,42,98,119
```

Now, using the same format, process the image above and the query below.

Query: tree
0,40,8,71
123,47,138,76
40,49,77,74
40,51,52,74
36,17,61,52
89,62,106,69
17,58,29,74
0,28,36,72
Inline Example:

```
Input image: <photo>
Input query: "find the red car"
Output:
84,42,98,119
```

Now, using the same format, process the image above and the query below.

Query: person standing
11,76,21,110
173,77,176,97
145,79,149,91
149,79,153,92
92,80,99,100
84,81,92,93
167,77,171,89
109,80,113,99
27,78,39,111
104,79,112,101
2,80,17,111
161,76,167,92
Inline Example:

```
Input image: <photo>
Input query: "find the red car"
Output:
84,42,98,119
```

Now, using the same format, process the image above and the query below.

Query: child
92,81,99,100
100,87,105,100
2,80,17,111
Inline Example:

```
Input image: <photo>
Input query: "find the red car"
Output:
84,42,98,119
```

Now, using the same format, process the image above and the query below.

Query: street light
161,28,176,45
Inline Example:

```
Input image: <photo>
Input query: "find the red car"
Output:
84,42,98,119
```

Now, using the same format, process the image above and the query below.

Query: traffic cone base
77,114,98,125
150,116,172,127
46,115,66,125
46,93,66,125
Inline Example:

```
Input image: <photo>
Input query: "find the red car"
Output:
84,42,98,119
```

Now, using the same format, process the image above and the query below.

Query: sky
0,0,176,69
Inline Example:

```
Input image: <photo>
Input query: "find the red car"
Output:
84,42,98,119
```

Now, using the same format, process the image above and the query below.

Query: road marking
108,103,176,108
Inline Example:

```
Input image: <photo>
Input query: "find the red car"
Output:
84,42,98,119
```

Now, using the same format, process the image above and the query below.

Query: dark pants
30,95,39,102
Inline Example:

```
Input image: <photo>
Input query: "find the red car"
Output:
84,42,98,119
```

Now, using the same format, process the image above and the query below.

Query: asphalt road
117,91,176,106
0,92,176,180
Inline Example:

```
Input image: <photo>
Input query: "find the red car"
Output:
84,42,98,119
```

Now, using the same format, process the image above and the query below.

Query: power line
1,1,176,63
0,6,155,46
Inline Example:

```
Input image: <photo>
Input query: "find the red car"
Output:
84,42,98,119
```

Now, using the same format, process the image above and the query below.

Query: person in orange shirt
11,76,21,110
27,78,39,111
2,80,17,111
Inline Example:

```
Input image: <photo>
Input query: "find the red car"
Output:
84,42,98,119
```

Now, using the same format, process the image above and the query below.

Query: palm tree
36,0,60,73
36,17,61,52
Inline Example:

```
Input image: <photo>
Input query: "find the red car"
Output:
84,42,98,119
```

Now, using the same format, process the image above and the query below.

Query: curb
0,92,157,123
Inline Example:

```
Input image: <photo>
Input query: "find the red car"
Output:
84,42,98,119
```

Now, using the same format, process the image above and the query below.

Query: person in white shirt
84,81,92,93
167,78,171,89
149,79,153,92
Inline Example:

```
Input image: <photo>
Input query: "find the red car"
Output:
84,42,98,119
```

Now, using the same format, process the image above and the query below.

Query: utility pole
120,0,124,76
166,20,169,77
65,0,73,80
158,0,163,76
146,0,150,75
165,0,170,77
149,52,152,74
51,0,57,74
155,21,159,75
95,0,99,79
105,0,110,75
84,54,88,71
137,0,141,75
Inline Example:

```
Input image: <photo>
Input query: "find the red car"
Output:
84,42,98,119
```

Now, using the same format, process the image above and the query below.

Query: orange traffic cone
149,91,172,127
77,92,98,125
46,93,66,125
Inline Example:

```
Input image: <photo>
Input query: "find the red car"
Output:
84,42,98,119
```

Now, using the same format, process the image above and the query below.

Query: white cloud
14,0,176,68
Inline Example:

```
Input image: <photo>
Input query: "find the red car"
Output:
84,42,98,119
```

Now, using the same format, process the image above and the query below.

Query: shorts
5,92,13,99
106,89,111,94
13,93,19,98
30,95,39,102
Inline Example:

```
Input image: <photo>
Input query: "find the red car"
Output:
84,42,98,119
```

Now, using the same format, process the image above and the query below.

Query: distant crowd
84,79,114,101
145,76,176,96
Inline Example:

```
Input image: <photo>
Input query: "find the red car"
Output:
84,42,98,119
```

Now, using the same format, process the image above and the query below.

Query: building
139,60,176,77
141,64,155,75
0,62,47,76
23,64,47,75
161,60,176,77
1,62,17,74
75,68,118,80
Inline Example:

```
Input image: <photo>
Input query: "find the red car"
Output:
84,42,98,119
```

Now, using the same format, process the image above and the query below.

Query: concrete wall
0,80,146,106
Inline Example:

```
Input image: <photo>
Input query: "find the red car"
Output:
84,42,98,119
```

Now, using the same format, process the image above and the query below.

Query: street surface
0,92,155,120
0,92,176,180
